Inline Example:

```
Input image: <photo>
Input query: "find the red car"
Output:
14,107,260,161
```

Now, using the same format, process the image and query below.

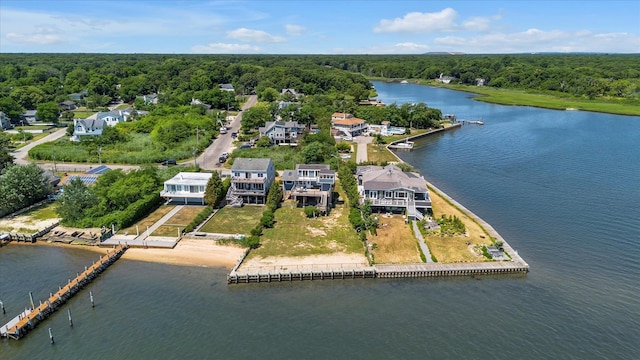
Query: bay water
1,81,638,359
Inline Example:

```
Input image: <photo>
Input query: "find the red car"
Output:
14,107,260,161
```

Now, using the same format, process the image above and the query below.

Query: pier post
0,300,4,314
48,327,54,344
90,291,94,308
29,292,35,310
67,308,73,327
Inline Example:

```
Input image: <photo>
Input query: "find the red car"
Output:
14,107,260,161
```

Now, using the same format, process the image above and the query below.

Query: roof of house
283,164,335,182
282,170,297,182
297,164,330,171
331,116,366,126
60,100,76,106
23,110,37,117
76,118,106,129
97,110,123,120
232,158,273,172
357,165,427,192
164,172,212,185
219,83,234,90
331,112,352,119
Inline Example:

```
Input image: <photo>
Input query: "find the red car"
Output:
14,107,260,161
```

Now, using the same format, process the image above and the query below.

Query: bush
349,208,365,229
184,206,213,233
116,194,164,229
241,235,261,249
260,209,275,228
304,206,320,218
250,224,263,236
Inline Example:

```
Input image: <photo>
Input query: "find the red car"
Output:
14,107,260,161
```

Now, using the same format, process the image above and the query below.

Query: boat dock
0,244,128,340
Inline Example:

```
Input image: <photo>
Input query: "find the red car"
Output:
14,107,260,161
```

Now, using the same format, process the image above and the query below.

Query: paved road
197,95,258,170
12,128,68,165
353,135,373,163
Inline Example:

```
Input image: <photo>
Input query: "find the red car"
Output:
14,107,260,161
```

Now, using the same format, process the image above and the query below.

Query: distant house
138,93,159,105
281,88,303,99
96,110,126,126
21,110,38,123
475,78,486,86
160,172,213,205
0,111,12,129
331,112,367,137
282,164,336,213
226,158,276,206
219,83,235,92
368,121,406,136
437,74,455,84
68,90,88,101
72,118,105,141
356,164,431,220
358,99,386,107
191,98,212,110
59,100,77,111
42,170,61,187
259,121,305,145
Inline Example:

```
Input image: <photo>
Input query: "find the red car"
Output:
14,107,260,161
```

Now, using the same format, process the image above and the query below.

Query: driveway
353,135,373,163
197,95,258,170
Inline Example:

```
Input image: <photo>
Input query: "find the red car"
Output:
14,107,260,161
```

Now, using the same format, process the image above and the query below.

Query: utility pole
98,146,102,165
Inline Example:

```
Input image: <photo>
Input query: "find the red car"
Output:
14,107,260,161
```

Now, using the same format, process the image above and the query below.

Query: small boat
468,120,484,125
400,80,408,84
389,141,414,149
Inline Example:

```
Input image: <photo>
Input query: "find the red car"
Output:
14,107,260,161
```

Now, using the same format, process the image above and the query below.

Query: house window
397,192,406,198
234,172,240,177
385,191,393,198
258,173,264,178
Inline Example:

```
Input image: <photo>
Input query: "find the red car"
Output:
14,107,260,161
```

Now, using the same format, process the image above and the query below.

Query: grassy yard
151,206,205,236
369,215,422,264
120,205,175,234
250,183,362,258
24,203,59,221
199,205,264,234
72,111,95,119
367,144,399,163
422,186,493,263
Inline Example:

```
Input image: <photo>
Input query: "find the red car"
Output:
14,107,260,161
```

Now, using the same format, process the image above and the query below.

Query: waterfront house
356,164,431,220
282,164,336,213
368,121,406,136
331,113,367,137
259,121,305,145
226,158,276,206
437,74,456,84
0,112,12,130
72,118,105,141
160,172,212,205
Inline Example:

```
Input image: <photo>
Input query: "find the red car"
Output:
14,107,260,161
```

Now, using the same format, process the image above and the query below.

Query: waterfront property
259,121,305,145
226,158,275,206
282,164,336,213
356,164,431,220
368,121,406,136
331,112,368,137
160,172,212,205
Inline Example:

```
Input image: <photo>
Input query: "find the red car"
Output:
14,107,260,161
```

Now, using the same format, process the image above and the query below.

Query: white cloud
191,43,261,53
334,42,430,55
227,28,286,43
374,8,458,33
462,17,491,32
285,24,306,36
6,27,64,45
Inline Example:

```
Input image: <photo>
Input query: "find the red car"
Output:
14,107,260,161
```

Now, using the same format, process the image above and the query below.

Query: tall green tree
204,171,223,207
56,177,96,224
36,102,61,123
0,131,15,173
0,163,52,216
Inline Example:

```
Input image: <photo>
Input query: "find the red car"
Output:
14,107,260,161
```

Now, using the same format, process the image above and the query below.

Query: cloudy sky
1,0,638,54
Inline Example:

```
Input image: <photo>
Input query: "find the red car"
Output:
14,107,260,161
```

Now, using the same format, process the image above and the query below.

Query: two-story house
331,113,367,137
160,172,213,205
0,111,12,130
226,158,276,206
97,110,127,126
259,121,305,145
356,165,431,220
72,118,106,141
282,164,336,213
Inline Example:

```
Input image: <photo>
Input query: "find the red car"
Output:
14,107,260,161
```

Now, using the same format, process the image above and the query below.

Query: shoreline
6,239,245,269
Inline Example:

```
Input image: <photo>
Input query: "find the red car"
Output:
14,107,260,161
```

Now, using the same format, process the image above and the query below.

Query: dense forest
0,54,638,119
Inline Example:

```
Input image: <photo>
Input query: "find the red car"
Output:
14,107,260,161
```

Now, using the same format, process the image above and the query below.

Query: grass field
72,111,95,119
249,183,362,258
369,215,421,263
151,205,205,236
367,144,399,163
24,203,59,221
199,206,264,234
422,186,492,263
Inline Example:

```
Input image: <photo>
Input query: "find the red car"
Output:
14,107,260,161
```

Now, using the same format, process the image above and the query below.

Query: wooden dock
0,244,128,340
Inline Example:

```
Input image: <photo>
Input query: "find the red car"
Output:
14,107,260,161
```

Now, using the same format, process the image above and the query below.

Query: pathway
412,220,434,263
134,205,184,241
353,135,373,163
11,128,68,165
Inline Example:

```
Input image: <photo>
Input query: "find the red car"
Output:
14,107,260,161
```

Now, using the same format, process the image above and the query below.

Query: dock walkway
0,244,128,340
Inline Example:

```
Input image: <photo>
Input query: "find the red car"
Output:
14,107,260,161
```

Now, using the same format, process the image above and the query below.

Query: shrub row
184,206,214,233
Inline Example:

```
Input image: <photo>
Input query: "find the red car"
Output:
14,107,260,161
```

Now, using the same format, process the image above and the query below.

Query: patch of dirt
307,227,327,237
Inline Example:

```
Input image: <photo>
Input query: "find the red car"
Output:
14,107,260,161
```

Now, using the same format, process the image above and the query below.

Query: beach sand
240,253,368,271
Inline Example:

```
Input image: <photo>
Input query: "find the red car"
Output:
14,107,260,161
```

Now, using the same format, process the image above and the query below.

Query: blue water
1,82,639,359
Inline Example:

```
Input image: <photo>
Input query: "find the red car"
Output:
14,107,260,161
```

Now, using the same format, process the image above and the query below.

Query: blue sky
1,0,638,54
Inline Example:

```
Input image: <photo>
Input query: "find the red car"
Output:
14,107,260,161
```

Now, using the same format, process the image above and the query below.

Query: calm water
2,82,639,359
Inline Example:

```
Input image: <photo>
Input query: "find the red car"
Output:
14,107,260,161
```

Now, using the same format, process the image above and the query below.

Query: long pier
0,244,128,340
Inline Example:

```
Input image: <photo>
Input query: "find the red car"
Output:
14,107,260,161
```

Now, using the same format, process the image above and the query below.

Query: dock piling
89,291,94,308
0,300,4,314
29,292,35,310
67,308,73,327
48,327,54,344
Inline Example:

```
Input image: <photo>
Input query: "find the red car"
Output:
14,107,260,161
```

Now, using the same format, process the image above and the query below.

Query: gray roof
297,164,330,171
357,165,427,192
282,170,297,182
232,158,273,172
77,118,106,129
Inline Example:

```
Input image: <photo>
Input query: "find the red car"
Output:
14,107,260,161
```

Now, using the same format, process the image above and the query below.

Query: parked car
231,132,237,138
161,159,177,166
219,156,227,163
220,127,227,134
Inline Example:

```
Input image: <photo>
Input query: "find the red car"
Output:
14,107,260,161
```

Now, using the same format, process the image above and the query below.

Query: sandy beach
240,253,368,271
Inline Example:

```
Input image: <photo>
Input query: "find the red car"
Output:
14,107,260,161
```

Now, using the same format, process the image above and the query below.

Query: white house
160,172,213,205
282,164,336,213
281,88,303,99
226,158,276,206
96,110,127,126
356,164,431,220
367,121,406,136
72,119,106,141
259,121,305,145
331,113,367,137
219,83,235,92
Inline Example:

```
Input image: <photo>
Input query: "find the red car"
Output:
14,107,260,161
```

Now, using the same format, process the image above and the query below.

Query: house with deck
331,113,367,137
282,164,336,213
259,121,305,145
356,165,431,220
96,110,127,126
160,172,212,205
71,118,105,141
226,158,276,206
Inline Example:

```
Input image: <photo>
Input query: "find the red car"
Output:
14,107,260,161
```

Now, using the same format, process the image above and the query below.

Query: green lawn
24,202,59,220
367,144,399,163
72,111,95,119
250,184,362,258
199,206,264,234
